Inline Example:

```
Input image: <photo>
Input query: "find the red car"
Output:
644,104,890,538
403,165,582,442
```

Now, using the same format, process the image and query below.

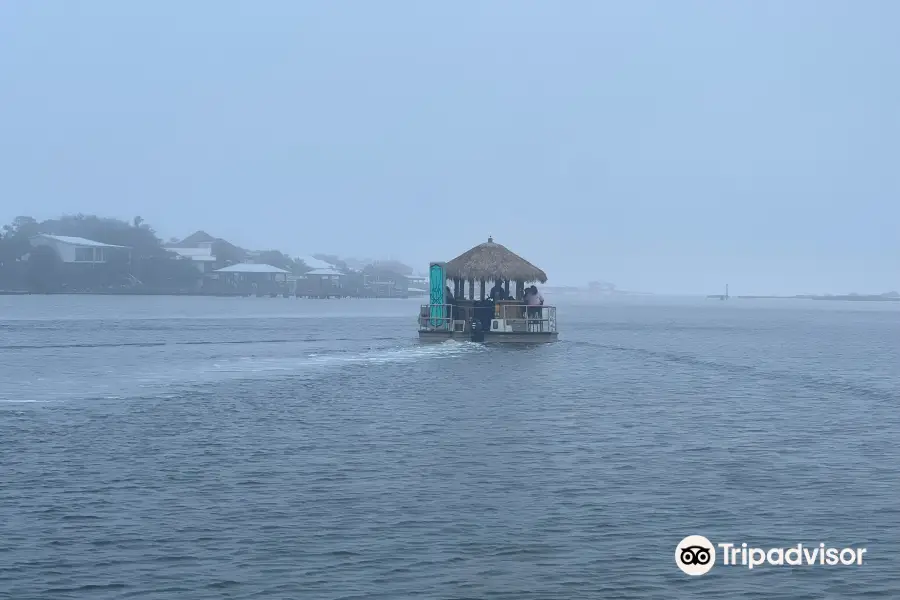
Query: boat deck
418,330,558,344
417,303,558,344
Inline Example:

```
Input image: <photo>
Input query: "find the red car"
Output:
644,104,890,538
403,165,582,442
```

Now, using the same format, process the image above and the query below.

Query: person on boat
488,280,506,301
524,285,544,306
525,285,544,330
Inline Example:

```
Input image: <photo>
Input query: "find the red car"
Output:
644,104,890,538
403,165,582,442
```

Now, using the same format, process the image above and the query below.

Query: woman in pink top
525,285,544,306
525,285,544,330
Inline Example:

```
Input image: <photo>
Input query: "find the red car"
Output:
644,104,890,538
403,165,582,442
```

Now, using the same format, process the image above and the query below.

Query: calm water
1,295,898,599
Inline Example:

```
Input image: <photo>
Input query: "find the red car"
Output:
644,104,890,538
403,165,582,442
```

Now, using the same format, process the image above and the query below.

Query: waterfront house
362,264,409,298
213,263,290,295
296,268,346,297
406,274,428,297
29,234,131,264
165,246,217,274
26,234,134,291
167,230,246,269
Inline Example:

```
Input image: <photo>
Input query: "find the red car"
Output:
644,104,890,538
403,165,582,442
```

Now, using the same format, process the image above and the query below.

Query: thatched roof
445,237,547,283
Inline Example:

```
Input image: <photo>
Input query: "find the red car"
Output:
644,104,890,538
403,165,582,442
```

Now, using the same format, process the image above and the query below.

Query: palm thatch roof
445,237,547,283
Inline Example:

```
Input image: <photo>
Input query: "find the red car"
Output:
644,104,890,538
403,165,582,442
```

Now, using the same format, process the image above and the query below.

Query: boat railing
499,304,557,333
418,303,557,333
418,304,455,331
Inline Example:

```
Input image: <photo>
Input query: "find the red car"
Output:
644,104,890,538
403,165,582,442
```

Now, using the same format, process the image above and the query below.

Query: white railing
418,304,557,333
418,304,455,331
499,304,557,333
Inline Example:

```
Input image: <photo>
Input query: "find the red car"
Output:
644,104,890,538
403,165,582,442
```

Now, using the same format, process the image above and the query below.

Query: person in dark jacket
489,280,506,301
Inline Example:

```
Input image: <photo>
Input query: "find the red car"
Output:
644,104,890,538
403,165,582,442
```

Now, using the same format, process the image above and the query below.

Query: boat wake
0,340,486,404
211,339,486,373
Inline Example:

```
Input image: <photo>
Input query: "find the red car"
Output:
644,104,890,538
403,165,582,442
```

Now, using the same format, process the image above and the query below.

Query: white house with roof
29,234,130,264
212,262,290,294
166,246,217,273
214,263,290,275
295,267,346,297
304,268,344,278
213,262,290,283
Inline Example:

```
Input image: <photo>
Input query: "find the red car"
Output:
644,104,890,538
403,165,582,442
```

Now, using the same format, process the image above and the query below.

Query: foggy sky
1,1,897,294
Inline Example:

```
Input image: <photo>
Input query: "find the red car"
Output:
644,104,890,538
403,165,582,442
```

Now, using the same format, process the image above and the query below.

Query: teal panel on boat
429,263,445,327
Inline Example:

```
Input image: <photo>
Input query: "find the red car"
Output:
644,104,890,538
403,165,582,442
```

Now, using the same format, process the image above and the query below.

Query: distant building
173,230,218,247
166,231,246,269
215,261,288,271
362,265,409,298
165,246,217,274
406,274,428,297
304,267,344,279
296,268,346,297
29,234,130,264
213,263,290,295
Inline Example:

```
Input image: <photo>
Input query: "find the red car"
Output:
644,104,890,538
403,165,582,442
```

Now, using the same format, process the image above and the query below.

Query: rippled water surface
1,295,899,599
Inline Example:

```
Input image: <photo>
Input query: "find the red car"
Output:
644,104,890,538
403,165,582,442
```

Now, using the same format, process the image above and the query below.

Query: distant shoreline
0,289,418,298
3,289,897,303
0,289,259,297
734,294,900,302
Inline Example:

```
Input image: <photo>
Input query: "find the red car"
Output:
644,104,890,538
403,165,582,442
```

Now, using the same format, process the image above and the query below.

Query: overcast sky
1,1,897,294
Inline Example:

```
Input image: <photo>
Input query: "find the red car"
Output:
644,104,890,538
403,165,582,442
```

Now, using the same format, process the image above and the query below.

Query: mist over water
1,1,898,597
2,2,899,293
2,295,898,599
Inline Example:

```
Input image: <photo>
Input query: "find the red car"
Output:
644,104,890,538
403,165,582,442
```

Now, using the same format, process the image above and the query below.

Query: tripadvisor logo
676,535,716,575
675,535,867,575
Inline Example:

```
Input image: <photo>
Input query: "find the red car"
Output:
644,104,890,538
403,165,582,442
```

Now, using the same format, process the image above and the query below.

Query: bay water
1,295,898,599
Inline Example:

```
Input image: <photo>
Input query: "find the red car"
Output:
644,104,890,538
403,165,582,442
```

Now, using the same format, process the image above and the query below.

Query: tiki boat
418,237,559,344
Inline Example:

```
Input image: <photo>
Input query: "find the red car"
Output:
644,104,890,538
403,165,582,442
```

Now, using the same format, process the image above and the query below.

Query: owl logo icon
675,535,716,575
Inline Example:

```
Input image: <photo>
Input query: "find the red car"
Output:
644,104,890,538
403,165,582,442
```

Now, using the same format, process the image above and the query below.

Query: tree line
0,214,415,293
0,214,309,293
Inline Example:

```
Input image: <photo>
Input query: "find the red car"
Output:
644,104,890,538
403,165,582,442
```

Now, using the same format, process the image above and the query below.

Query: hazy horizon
2,1,897,295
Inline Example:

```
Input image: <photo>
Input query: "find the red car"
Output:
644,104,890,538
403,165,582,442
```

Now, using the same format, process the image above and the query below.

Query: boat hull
418,330,558,344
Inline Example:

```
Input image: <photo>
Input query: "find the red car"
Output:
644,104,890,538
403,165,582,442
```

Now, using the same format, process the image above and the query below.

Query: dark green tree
0,216,40,265
254,250,295,271
26,245,63,292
